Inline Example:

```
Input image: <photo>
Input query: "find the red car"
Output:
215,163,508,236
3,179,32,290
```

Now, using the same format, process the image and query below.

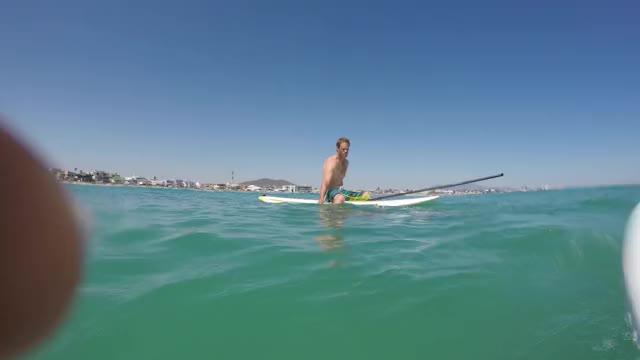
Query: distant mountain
241,178,295,187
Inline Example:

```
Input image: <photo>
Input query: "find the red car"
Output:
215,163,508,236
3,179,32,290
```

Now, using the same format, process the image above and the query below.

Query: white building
296,185,313,193
137,178,151,186
281,185,296,192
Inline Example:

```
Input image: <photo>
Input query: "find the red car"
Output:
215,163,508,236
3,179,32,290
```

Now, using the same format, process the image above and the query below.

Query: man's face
337,143,349,158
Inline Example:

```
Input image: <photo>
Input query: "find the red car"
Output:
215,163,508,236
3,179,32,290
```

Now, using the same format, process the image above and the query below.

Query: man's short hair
336,137,350,148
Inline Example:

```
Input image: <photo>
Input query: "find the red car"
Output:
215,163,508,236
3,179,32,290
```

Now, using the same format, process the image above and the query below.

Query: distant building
137,177,151,186
201,183,216,190
77,173,93,182
296,185,313,193
434,189,454,194
183,181,197,188
93,170,110,183
110,174,125,184
63,171,76,181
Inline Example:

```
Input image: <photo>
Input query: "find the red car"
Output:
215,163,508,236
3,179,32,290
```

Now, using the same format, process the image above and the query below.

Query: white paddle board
258,195,439,207
623,202,640,343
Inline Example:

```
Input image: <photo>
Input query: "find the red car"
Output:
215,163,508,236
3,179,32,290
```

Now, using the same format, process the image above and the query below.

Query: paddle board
258,195,439,207
623,202,640,344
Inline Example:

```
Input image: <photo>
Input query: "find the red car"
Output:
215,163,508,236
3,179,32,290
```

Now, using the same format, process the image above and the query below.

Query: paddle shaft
369,173,504,201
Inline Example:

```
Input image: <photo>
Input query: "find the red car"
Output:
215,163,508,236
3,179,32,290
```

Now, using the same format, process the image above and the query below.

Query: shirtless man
318,137,370,204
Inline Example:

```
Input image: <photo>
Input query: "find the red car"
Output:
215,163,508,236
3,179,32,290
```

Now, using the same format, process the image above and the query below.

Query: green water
27,185,640,359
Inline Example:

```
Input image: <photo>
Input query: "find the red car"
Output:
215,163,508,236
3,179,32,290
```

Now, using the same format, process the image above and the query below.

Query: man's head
336,137,350,159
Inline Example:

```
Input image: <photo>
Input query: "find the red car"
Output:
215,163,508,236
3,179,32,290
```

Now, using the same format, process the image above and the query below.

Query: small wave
580,197,633,210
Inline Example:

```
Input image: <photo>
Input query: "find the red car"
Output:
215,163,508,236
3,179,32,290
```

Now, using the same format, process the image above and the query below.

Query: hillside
240,178,295,187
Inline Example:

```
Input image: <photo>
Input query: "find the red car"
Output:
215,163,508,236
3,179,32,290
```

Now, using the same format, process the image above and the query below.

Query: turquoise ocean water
27,184,640,359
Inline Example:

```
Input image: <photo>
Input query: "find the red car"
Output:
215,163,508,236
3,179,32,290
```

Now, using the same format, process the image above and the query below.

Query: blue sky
1,0,638,189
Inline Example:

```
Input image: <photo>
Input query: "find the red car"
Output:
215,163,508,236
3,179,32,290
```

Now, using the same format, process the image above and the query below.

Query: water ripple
31,184,640,360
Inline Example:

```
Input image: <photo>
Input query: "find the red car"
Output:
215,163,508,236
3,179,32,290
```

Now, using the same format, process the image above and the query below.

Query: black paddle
369,173,504,201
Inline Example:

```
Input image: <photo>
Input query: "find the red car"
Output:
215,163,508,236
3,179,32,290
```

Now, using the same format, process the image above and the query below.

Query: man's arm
318,160,334,204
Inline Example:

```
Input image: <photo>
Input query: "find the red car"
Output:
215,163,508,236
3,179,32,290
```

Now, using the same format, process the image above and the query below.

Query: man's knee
333,194,346,204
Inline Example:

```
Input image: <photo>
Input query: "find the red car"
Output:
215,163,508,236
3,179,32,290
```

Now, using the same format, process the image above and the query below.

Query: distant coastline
55,179,519,197
49,168,566,196
58,180,244,193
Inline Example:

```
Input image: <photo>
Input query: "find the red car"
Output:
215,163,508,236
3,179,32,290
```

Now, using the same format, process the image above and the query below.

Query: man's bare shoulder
323,155,338,167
